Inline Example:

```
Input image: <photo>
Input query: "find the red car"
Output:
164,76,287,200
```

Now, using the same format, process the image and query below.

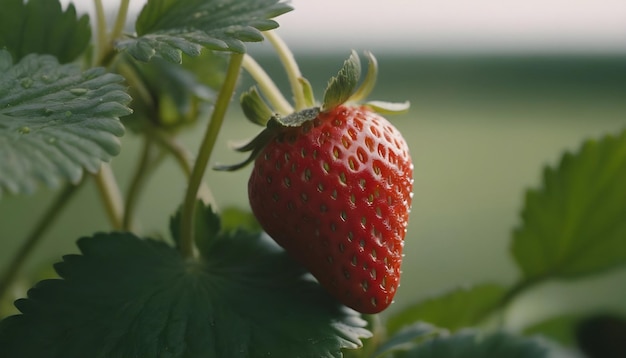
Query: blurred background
2,0,626,348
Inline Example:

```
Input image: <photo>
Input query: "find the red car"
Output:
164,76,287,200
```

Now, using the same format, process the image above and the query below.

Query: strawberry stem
241,54,293,115
93,0,108,66
179,53,244,259
264,30,308,111
110,0,131,45
122,136,155,231
94,164,125,230
149,128,217,207
94,0,131,67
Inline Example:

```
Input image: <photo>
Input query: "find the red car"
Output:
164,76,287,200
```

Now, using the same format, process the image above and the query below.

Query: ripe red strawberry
247,104,413,313
218,51,413,313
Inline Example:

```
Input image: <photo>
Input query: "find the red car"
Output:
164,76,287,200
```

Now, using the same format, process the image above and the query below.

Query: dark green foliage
512,130,626,280
0,205,371,357
0,0,91,63
0,50,131,196
396,330,551,358
386,284,508,335
116,0,293,62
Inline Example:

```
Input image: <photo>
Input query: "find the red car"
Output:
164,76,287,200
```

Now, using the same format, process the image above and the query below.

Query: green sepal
214,128,275,171
322,50,361,110
365,100,411,115
240,86,274,126
348,51,378,103
298,77,316,108
272,107,320,127
214,107,320,171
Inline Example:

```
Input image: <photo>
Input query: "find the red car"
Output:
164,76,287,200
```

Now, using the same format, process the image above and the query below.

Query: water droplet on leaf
20,78,33,88
70,88,88,95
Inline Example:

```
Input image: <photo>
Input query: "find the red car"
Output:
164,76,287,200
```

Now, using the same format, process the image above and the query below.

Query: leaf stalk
93,0,108,67
93,0,131,67
264,30,307,111
122,137,156,231
179,53,244,258
149,127,217,206
241,54,293,115
94,164,125,230
111,0,131,43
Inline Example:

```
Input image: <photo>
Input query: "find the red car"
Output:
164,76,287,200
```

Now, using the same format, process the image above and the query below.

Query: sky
64,0,626,54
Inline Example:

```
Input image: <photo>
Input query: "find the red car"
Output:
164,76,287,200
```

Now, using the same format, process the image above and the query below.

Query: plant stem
93,0,108,67
179,53,244,258
122,136,156,231
0,182,83,303
94,164,125,230
478,276,546,329
94,0,131,67
150,128,217,207
241,54,293,115
264,30,307,111
499,277,543,311
110,0,131,42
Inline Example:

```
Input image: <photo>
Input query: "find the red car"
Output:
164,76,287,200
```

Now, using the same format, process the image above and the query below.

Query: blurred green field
2,53,625,328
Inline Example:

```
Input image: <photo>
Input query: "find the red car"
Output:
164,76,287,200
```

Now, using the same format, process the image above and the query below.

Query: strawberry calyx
325,50,410,114
214,107,321,171
215,50,409,171
322,50,362,110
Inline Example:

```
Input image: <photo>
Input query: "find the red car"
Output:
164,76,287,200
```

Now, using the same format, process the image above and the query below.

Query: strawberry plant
0,0,625,357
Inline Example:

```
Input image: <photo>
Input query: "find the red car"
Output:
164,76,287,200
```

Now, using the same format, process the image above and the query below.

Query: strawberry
218,51,413,313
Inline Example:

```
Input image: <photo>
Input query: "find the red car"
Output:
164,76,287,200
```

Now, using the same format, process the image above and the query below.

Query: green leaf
512,129,626,281
524,312,626,353
219,206,262,233
0,208,371,357
169,200,222,258
372,322,441,358
395,330,553,358
119,54,218,131
0,0,91,63
0,51,131,197
323,50,361,110
386,284,508,335
116,0,293,62
523,314,582,347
